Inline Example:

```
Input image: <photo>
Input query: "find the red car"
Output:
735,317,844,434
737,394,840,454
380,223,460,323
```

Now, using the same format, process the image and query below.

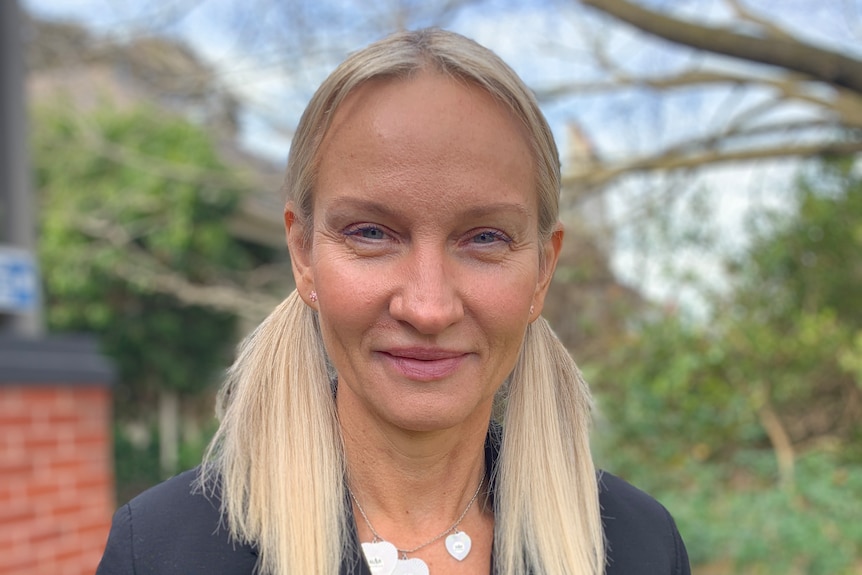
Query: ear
284,203,316,307
530,224,563,322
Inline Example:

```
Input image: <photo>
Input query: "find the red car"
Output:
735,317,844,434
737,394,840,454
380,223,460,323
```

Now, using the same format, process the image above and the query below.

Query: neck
337,389,491,535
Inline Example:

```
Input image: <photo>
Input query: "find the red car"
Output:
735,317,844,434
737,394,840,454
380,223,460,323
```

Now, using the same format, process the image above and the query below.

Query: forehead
313,71,536,212
321,70,529,148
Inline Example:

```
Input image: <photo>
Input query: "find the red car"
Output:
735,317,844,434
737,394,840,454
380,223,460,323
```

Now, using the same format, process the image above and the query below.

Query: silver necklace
349,477,484,575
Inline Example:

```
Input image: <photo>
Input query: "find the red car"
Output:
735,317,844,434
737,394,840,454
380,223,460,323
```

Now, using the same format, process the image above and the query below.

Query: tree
588,157,862,573
33,104,283,481
555,0,862,194
29,2,861,200
725,157,862,473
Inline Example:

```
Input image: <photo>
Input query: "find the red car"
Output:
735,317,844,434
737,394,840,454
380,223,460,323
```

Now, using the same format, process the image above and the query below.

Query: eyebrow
322,198,395,219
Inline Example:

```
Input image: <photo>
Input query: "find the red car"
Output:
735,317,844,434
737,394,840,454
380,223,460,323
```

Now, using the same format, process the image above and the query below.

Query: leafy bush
588,157,862,574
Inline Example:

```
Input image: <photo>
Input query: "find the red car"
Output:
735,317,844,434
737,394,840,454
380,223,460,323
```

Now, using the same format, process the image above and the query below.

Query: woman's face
287,71,561,433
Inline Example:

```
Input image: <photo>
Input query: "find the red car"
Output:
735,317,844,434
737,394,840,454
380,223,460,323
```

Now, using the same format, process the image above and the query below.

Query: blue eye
360,227,385,239
346,225,388,240
472,230,509,244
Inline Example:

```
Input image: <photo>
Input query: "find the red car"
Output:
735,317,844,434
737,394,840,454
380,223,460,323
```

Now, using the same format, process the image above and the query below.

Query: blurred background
2,0,861,573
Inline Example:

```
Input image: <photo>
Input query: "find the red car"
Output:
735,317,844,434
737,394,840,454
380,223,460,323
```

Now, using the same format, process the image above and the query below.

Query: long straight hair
200,28,605,575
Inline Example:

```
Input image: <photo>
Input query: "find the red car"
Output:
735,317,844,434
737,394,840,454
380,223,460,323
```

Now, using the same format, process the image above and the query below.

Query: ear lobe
530,225,563,321
284,205,315,305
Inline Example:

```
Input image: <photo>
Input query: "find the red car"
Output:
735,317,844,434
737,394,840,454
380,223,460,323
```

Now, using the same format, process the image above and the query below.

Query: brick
46,500,85,521
70,431,109,448
1,427,25,449
75,551,105,575
53,543,84,563
72,388,99,402
0,484,16,507
22,434,61,453
19,387,61,406
45,411,81,426
0,387,25,412
0,505,34,527
0,384,114,575
0,545,30,568
29,522,64,545
78,449,111,468
0,457,32,476
0,535,22,555
72,474,110,493
52,388,77,409
0,411,32,427
38,454,81,476
24,478,62,500
0,553,34,574
77,527,112,553
0,522,29,548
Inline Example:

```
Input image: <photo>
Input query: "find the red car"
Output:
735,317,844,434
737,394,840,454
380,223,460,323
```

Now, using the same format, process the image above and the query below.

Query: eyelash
345,225,389,240
344,224,391,242
342,225,512,247
470,229,511,245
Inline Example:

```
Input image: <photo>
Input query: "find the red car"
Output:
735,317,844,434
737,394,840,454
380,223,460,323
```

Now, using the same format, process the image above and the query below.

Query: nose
389,245,464,335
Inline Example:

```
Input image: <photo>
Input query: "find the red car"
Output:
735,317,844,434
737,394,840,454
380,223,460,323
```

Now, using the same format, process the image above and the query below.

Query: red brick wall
0,385,114,575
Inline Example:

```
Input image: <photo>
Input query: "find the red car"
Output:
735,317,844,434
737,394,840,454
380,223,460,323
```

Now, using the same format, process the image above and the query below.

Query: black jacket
97,431,690,574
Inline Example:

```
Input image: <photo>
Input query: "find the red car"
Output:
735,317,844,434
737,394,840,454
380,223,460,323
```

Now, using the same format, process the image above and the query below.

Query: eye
345,225,389,240
471,229,511,245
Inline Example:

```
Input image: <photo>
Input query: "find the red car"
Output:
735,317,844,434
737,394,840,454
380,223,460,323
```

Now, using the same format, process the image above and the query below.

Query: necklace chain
349,475,484,556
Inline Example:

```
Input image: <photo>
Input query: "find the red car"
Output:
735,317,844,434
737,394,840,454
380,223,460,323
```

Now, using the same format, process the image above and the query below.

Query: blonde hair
200,28,604,575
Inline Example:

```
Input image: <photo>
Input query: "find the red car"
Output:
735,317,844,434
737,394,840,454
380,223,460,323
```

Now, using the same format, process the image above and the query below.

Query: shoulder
598,472,690,575
96,468,258,575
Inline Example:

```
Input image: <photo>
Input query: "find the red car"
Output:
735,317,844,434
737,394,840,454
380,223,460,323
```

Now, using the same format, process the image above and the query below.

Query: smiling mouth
379,350,468,381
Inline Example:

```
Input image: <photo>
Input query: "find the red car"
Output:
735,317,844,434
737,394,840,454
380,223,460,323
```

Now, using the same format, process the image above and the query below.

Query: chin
379,398,491,434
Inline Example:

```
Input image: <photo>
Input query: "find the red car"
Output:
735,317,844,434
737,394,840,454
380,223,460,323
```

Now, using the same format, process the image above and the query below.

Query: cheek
313,258,392,337
478,258,540,305
466,264,538,336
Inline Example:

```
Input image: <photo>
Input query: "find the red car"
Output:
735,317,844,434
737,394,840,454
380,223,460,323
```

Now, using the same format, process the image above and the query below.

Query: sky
21,0,858,315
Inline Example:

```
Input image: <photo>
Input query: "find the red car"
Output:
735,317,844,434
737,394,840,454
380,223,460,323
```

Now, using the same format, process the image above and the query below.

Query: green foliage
32,103,286,495
734,157,862,327
589,316,759,476
32,105,274,409
113,418,219,504
113,423,162,504
655,452,862,574
589,157,862,573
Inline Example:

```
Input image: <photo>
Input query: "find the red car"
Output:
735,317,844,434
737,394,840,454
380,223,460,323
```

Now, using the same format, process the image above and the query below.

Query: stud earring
530,304,535,315
309,290,318,303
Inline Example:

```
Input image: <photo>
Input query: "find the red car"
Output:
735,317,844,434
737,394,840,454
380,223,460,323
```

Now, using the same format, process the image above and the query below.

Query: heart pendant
392,557,430,575
361,541,398,575
445,531,472,561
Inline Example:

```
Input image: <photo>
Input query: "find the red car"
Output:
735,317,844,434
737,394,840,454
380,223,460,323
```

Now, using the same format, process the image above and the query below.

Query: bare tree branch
74,215,282,320
535,69,770,99
726,0,795,41
565,140,862,194
536,68,862,118
580,0,862,95
669,119,853,155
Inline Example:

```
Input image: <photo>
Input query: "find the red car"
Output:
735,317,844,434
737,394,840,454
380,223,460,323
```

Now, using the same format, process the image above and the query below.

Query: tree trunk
158,388,180,476
758,401,795,488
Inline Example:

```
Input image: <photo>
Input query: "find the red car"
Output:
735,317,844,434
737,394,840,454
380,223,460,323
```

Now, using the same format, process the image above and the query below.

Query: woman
97,28,689,575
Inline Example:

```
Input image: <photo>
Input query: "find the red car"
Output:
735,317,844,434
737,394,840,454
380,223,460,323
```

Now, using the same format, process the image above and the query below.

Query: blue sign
0,246,39,313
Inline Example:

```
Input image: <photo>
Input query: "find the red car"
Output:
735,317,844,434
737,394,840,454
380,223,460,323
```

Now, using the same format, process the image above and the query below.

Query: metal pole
0,0,42,336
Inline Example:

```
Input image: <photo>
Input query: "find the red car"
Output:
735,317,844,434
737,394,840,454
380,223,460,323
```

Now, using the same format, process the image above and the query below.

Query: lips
378,347,468,381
